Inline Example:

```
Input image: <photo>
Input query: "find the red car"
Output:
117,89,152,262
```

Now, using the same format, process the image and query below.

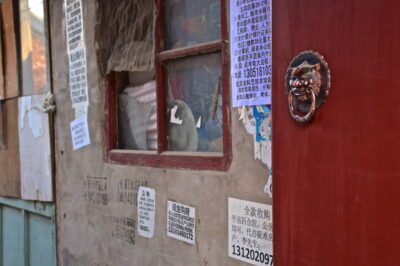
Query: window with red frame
104,0,231,170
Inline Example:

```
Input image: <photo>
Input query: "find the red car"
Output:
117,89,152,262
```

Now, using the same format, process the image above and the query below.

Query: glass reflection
166,53,223,152
20,0,49,95
164,0,221,50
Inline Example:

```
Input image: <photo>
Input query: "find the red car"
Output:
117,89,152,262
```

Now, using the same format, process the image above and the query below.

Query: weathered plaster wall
52,0,271,265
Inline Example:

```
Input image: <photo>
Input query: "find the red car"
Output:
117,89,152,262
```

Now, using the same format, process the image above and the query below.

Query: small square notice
228,198,273,266
167,201,195,244
70,116,90,150
137,186,155,238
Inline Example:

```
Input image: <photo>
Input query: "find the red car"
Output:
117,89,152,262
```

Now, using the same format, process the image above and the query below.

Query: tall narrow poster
230,0,272,107
65,0,91,150
64,0,89,109
137,187,156,238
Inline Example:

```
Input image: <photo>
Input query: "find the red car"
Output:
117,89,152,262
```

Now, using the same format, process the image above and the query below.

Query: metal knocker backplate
285,51,331,123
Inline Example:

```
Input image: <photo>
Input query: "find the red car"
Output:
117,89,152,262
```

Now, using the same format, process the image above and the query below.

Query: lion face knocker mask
285,51,331,123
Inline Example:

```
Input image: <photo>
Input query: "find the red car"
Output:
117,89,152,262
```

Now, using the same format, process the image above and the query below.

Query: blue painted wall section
0,197,56,266
253,105,271,142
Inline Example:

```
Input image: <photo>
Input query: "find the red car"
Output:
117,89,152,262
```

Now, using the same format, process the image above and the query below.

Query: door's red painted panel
273,1,400,265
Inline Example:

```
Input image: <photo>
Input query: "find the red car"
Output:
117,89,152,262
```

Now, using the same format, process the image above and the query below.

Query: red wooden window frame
104,0,231,171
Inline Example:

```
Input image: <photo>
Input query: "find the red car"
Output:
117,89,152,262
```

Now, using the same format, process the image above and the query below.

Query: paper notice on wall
137,187,156,238
68,46,89,107
230,0,272,107
74,103,88,119
65,0,89,108
70,115,90,150
167,201,195,244
65,0,85,52
228,198,273,266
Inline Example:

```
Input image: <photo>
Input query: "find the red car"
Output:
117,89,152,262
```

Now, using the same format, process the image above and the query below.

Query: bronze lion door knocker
285,51,331,123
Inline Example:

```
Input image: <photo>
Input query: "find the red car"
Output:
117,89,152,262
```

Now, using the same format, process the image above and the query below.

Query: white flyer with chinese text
137,186,156,238
228,198,273,265
167,200,195,244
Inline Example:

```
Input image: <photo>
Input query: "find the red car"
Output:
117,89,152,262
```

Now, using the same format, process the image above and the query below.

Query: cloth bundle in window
119,80,157,150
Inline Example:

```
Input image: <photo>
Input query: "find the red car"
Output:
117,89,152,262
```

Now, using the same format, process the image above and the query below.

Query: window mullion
155,60,167,153
155,0,166,153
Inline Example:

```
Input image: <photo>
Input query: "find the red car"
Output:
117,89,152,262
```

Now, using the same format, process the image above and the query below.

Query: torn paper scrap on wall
265,169,272,198
19,96,32,129
238,105,272,168
19,96,44,138
253,105,270,142
238,105,272,197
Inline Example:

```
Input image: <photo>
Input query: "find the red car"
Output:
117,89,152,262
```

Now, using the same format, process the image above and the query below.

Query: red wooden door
273,1,400,265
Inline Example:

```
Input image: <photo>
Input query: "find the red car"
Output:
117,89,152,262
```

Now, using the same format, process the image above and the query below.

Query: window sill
107,149,231,171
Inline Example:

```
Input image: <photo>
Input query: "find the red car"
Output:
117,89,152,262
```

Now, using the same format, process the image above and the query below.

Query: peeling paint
28,109,44,138
19,96,32,129
238,106,256,135
19,94,53,201
254,132,271,166
19,96,44,138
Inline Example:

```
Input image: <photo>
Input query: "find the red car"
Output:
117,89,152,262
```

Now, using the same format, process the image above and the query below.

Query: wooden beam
157,40,222,61
1,0,19,99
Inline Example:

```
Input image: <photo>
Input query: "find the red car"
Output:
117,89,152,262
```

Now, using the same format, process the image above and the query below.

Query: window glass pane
118,71,157,150
166,53,223,152
19,0,50,95
164,0,221,50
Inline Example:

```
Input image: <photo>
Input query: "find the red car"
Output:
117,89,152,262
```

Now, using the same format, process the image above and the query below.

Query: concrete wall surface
52,0,271,265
